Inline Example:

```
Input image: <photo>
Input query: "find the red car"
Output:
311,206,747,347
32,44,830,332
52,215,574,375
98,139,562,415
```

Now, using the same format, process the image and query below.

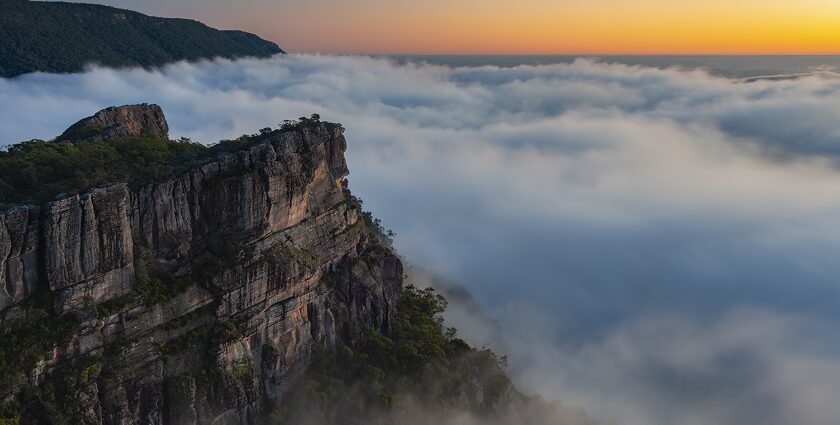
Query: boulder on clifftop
56,103,170,143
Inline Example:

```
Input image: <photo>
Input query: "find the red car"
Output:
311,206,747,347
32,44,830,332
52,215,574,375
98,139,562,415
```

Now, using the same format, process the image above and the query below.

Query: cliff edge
0,105,402,424
0,105,532,425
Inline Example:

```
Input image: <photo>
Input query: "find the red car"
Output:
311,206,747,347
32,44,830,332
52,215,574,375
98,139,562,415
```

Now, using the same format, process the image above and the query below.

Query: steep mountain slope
0,105,397,423
0,105,533,425
0,0,283,78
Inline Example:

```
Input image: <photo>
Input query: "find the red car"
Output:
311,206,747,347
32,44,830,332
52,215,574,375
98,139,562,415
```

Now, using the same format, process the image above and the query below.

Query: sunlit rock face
0,105,401,424
57,104,170,143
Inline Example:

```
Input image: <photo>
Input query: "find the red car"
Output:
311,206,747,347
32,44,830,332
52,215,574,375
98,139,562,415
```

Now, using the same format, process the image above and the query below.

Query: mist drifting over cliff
4,55,840,425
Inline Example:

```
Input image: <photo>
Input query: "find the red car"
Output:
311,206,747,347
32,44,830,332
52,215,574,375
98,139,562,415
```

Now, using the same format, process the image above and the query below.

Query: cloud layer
4,55,840,425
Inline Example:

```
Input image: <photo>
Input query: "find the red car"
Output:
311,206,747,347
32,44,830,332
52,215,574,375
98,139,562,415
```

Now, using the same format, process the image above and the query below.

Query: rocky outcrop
57,104,169,143
0,107,401,424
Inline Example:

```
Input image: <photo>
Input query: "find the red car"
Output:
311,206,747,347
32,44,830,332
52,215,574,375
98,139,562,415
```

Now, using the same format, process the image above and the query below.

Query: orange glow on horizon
172,0,840,55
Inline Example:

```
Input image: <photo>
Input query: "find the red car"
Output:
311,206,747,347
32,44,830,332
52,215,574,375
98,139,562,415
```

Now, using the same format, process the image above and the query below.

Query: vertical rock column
44,184,136,313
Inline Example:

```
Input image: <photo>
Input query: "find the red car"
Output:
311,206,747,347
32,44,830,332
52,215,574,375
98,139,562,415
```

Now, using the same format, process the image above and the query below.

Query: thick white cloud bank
5,55,840,425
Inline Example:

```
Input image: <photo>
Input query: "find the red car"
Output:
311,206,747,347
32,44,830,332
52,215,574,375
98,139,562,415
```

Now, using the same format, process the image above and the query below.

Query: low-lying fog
4,54,840,425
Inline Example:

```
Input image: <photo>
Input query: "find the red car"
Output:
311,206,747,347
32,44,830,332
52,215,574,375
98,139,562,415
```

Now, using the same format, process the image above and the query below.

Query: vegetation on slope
270,285,515,425
0,134,207,204
0,114,325,205
0,295,80,395
0,0,283,78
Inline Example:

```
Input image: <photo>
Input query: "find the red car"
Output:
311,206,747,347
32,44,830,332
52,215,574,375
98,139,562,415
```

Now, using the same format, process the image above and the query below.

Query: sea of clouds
4,54,840,425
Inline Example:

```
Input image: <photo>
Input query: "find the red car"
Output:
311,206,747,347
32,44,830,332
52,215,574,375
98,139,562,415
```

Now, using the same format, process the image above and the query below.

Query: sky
4,55,840,425
62,0,840,54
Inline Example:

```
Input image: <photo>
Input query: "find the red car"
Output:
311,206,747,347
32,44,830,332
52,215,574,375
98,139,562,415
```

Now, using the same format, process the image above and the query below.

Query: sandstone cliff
0,105,402,424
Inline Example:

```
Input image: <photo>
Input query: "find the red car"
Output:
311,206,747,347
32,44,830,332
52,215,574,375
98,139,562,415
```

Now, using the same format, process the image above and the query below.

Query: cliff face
0,106,402,424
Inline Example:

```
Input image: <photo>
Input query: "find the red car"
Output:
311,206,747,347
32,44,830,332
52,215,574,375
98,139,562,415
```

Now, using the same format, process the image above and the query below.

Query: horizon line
288,51,840,57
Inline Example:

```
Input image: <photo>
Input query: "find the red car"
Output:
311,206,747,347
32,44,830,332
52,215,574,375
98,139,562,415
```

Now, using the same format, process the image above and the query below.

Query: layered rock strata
0,105,401,424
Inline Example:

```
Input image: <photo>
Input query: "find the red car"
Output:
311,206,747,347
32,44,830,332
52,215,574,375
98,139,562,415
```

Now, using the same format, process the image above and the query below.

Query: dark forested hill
0,0,284,77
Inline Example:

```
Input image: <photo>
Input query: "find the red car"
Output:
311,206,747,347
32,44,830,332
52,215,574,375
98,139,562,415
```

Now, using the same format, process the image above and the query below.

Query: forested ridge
0,0,283,78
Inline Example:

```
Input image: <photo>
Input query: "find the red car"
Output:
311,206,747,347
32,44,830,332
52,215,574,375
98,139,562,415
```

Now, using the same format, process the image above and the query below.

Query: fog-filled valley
4,54,840,425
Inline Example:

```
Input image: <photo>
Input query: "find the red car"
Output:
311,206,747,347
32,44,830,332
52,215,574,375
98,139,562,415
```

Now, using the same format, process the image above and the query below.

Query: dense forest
0,0,283,78
0,134,206,204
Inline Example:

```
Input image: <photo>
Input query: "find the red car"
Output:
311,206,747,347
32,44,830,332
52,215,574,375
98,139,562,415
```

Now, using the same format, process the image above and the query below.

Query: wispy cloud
3,55,840,425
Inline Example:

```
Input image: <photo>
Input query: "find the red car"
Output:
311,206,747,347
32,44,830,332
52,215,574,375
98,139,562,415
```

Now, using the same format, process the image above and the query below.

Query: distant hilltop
0,0,284,78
